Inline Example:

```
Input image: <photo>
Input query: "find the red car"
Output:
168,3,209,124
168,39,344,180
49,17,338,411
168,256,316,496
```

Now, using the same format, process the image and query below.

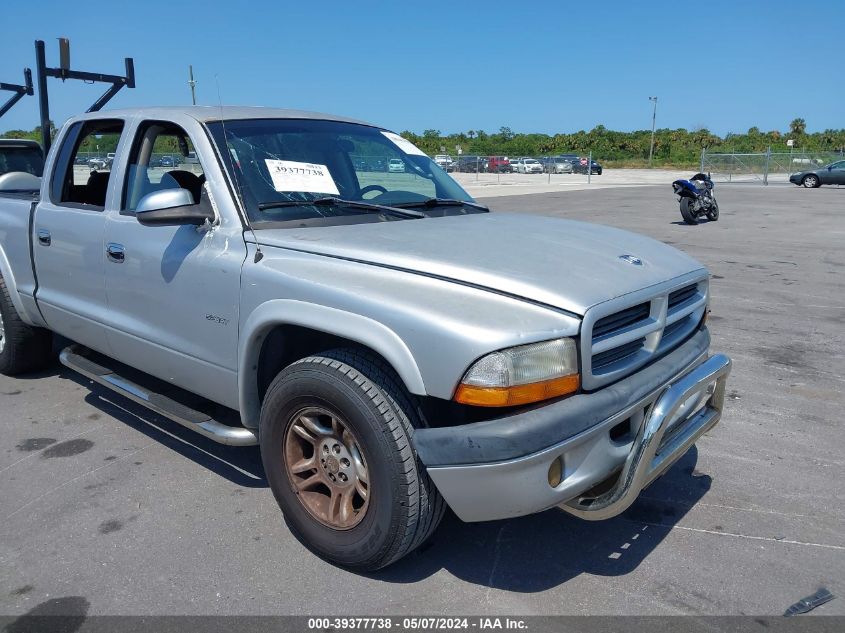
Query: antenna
215,75,263,263
188,65,197,105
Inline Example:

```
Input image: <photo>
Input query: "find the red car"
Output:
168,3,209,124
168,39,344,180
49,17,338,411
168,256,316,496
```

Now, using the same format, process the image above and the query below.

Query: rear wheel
259,348,445,570
802,174,820,188
0,272,53,376
680,197,699,225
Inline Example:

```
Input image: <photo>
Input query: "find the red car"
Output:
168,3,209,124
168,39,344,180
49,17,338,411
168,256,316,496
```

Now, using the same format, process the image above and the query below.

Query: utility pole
188,65,197,105
648,96,658,168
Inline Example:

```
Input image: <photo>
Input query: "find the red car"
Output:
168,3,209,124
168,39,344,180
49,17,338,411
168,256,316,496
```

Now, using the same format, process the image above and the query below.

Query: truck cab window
52,120,124,209
123,122,206,212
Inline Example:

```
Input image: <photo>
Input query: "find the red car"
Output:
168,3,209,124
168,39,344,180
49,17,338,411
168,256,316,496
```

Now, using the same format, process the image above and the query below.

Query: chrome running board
59,345,257,446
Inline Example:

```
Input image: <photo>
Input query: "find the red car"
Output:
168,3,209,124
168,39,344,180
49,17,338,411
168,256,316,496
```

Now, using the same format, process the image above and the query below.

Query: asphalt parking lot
0,184,842,617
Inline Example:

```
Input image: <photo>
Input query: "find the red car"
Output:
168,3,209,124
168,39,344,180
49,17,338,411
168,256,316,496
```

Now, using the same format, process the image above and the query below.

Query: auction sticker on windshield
381,131,426,157
265,159,340,195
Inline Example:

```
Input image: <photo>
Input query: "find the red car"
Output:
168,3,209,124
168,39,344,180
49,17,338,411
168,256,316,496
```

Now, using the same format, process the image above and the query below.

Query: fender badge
618,254,643,266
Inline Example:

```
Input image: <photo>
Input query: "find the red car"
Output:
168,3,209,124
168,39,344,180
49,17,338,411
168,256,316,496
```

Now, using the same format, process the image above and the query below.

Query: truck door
32,119,126,354
102,120,247,408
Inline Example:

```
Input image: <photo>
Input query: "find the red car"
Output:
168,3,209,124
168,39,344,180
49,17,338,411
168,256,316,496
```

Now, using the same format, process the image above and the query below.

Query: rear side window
0,144,44,177
50,119,124,209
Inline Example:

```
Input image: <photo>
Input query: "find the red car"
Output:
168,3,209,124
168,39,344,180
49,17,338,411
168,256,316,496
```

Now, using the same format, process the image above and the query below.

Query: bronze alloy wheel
283,406,370,530
0,307,5,355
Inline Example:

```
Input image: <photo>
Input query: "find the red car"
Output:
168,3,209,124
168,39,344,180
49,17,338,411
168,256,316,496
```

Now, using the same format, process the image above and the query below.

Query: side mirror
135,189,214,227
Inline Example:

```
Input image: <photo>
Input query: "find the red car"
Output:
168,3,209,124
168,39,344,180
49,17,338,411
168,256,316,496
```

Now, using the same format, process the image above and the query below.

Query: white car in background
388,158,405,173
514,157,543,174
433,154,454,171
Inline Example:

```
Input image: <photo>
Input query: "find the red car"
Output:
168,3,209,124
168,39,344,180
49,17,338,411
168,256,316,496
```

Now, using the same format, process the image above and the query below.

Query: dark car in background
571,157,603,175
0,139,44,177
789,160,845,187
455,155,488,172
486,156,513,173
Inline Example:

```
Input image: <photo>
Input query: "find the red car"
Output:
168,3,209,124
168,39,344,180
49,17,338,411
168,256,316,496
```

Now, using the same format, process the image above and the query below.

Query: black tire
0,272,53,376
680,197,699,225
802,174,820,188
706,199,719,222
259,348,445,570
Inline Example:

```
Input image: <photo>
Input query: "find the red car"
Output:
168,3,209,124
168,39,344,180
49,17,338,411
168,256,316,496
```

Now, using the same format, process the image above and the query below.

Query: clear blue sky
1,0,842,136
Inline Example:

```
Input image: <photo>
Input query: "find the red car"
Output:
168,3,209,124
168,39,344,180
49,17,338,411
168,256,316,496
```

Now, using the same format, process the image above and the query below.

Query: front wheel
259,349,445,570
706,198,719,221
802,174,820,188
680,197,699,225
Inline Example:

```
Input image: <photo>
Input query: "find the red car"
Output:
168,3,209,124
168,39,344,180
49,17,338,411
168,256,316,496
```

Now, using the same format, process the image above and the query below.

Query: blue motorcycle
672,172,719,225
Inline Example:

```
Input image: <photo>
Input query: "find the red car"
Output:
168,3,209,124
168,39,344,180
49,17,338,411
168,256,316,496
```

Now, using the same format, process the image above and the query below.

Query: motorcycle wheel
706,199,719,222
680,198,698,225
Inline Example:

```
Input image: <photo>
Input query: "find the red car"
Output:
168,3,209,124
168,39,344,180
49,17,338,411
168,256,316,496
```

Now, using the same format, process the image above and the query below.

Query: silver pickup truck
0,106,731,570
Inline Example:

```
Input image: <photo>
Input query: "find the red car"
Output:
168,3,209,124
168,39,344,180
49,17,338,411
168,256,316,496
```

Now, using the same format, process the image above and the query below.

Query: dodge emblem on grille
618,254,643,266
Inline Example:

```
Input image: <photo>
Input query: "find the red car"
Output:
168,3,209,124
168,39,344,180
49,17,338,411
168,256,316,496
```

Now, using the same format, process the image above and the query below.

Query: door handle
37,229,51,246
106,243,125,263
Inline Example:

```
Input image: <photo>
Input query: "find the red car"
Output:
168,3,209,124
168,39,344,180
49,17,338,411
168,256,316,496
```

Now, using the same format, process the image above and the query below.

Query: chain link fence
701,149,844,185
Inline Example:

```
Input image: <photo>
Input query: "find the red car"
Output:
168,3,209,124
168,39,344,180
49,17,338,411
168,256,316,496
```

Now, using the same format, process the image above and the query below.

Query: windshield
207,119,473,227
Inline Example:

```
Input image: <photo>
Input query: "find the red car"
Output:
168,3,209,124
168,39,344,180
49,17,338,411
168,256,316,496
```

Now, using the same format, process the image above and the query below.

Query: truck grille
592,337,646,372
668,284,698,309
581,276,708,390
593,303,650,339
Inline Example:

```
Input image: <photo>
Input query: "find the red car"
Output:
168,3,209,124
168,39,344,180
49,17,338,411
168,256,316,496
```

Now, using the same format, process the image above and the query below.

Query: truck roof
0,139,41,148
70,105,376,127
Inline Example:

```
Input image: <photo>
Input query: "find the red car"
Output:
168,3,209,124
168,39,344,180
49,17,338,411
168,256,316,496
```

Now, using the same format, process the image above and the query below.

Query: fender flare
238,299,428,430
0,245,33,323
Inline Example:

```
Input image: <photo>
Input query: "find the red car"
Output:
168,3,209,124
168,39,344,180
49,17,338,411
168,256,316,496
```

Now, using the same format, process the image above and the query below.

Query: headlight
454,338,579,407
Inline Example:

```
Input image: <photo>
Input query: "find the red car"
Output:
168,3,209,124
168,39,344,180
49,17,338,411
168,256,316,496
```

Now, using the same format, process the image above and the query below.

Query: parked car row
434,154,603,175
351,153,605,175
72,153,190,171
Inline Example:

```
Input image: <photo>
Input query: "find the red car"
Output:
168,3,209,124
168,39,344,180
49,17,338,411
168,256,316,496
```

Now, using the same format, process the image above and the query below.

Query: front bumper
416,329,731,522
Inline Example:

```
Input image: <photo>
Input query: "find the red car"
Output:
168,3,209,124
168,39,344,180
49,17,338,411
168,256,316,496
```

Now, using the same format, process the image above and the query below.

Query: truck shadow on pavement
373,447,711,592
51,365,268,489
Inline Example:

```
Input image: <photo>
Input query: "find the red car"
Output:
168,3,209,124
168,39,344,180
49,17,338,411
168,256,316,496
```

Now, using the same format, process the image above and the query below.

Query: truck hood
252,213,705,316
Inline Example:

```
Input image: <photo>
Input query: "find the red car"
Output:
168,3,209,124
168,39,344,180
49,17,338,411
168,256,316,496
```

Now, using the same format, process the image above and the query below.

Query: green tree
789,118,806,136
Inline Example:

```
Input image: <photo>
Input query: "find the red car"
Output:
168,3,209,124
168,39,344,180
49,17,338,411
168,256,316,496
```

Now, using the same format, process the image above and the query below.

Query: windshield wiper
393,198,490,212
257,197,425,219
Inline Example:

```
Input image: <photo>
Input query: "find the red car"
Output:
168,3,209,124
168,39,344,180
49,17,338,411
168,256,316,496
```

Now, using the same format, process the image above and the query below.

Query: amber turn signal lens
454,374,579,407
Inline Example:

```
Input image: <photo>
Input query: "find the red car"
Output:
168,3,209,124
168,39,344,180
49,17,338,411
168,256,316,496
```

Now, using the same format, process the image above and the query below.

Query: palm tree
789,118,806,136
